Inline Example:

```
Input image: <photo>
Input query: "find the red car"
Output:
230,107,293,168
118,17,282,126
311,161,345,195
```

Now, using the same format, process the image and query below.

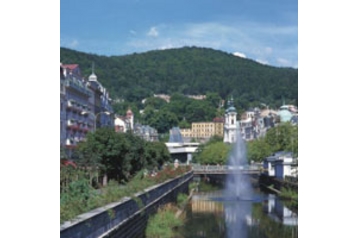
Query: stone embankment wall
259,174,298,192
60,171,193,238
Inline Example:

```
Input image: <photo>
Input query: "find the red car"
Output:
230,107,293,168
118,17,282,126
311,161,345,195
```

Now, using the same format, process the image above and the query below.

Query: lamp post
81,111,111,131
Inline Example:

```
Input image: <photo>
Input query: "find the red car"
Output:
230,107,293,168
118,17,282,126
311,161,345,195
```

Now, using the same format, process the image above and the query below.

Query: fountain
224,129,253,238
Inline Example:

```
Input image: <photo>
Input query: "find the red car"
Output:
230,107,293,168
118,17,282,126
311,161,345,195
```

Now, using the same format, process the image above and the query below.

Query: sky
60,0,297,68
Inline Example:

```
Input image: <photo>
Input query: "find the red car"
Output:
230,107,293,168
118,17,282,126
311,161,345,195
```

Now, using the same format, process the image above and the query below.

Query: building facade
60,63,114,158
223,97,237,144
86,65,113,129
61,64,93,157
60,66,67,147
180,118,224,140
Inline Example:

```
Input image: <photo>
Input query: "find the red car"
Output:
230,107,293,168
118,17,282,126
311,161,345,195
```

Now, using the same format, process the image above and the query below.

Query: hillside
60,46,298,109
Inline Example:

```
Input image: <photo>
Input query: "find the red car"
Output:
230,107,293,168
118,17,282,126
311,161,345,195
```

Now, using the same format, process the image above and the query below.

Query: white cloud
69,39,79,48
277,58,290,66
233,52,246,58
124,21,297,67
147,27,159,37
255,59,268,65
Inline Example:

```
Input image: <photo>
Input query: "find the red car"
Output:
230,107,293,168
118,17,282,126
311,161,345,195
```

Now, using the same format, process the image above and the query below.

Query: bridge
192,164,262,175
165,142,199,164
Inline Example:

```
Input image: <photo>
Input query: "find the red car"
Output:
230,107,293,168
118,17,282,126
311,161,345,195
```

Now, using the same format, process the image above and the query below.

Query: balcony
65,138,76,149
66,100,74,110
67,119,79,130
65,79,92,97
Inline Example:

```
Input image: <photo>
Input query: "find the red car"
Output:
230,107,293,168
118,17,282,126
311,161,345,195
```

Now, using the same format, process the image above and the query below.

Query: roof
62,64,79,70
60,159,77,168
226,106,237,113
278,110,292,122
213,117,224,122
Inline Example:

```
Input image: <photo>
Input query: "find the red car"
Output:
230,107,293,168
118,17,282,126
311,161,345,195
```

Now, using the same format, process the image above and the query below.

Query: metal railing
191,164,262,174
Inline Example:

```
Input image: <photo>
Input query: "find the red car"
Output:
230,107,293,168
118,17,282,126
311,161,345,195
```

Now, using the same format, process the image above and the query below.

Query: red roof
62,64,79,70
213,117,224,122
60,159,77,168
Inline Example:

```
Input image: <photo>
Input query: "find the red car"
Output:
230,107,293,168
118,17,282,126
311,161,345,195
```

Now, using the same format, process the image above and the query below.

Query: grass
145,203,184,238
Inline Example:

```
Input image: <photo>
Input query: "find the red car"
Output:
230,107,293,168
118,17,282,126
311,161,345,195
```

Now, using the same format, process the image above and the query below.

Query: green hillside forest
60,46,297,119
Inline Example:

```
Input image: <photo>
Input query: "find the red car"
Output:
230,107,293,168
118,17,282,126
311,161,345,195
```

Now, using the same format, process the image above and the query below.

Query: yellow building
180,118,224,139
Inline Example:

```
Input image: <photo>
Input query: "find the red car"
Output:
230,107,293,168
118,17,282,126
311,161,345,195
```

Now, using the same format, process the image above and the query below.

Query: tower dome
88,73,97,81
88,62,97,81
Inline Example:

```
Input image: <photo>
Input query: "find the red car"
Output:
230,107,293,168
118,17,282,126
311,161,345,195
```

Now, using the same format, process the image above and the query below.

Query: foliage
176,193,188,209
60,166,191,224
145,204,183,238
247,123,298,162
194,141,231,165
247,138,272,162
76,128,171,183
188,182,198,191
60,178,99,223
61,46,298,124
280,187,298,203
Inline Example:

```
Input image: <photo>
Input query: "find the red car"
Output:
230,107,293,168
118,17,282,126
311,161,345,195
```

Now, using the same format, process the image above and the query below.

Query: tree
76,128,130,184
247,138,272,162
195,141,231,165
149,109,179,133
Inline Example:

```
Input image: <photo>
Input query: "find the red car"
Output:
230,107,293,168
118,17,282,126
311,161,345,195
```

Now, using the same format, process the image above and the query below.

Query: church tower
223,96,237,144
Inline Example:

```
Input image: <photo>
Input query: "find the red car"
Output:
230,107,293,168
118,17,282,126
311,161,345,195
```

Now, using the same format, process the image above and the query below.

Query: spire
88,62,97,81
228,95,234,107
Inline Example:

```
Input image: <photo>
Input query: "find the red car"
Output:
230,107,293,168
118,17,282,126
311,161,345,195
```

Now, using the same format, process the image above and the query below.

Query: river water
175,181,298,238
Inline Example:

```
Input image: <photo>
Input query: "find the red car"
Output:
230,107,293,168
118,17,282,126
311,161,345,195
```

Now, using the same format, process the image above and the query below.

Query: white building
223,97,237,144
114,108,134,133
263,151,294,179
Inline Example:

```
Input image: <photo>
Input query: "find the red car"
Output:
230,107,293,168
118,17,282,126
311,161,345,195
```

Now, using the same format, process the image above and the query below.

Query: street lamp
81,111,111,131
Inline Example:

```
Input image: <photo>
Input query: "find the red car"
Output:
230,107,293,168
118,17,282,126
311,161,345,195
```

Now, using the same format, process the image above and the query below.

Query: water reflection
263,194,298,226
225,199,252,238
177,189,298,238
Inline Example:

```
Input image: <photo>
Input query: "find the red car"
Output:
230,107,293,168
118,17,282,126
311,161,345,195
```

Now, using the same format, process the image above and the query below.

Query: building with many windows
61,64,93,157
86,64,113,129
60,63,114,158
60,66,67,147
180,118,224,141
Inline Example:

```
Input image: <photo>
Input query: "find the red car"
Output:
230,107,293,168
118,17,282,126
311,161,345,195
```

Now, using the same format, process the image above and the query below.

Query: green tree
195,141,231,165
247,138,272,162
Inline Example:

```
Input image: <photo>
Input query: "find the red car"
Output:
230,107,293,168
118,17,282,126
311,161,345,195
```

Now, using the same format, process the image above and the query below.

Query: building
180,118,224,141
60,63,114,158
60,65,67,147
114,108,134,133
133,124,159,142
262,151,295,179
223,97,237,144
239,108,266,141
86,64,113,129
61,64,94,157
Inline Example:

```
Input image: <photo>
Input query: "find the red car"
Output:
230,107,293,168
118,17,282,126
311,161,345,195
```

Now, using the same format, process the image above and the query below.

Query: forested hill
60,46,298,109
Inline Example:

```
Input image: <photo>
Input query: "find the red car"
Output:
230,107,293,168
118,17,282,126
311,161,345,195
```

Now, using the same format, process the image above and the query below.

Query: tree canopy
75,128,171,183
61,46,298,112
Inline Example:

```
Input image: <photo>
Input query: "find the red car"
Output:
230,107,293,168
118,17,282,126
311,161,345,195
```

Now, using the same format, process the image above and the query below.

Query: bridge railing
191,164,262,172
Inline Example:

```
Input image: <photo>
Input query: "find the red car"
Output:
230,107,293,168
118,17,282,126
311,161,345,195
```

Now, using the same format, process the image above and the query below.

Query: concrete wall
60,171,193,238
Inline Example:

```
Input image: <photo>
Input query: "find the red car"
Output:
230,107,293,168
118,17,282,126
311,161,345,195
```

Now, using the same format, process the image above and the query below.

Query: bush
145,205,183,238
176,193,188,208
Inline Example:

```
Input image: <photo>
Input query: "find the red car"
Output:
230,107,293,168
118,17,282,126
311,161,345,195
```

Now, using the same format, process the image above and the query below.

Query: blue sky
61,0,297,68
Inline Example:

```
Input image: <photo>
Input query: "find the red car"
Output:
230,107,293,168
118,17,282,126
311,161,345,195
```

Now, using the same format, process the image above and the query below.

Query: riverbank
259,174,298,212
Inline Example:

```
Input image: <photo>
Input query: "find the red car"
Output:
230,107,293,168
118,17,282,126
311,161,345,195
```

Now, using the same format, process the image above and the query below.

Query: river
175,180,298,238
